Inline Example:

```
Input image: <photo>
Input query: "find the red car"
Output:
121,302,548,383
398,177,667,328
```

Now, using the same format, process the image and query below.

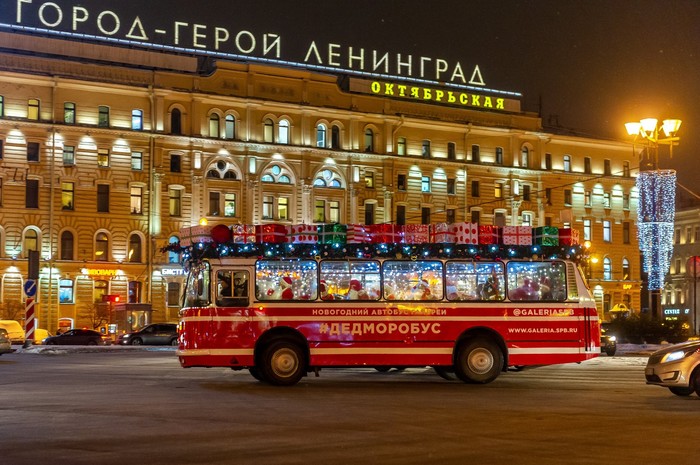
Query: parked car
645,340,700,396
0,329,12,355
0,320,26,344
600,324,617,356
42,329,109,346
117,323,179,346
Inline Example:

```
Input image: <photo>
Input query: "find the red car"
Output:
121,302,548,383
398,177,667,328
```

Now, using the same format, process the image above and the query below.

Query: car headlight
608,335,616,342
662,348,698,363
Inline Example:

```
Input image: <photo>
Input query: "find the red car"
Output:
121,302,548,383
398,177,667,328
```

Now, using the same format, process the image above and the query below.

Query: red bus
177,250,600,386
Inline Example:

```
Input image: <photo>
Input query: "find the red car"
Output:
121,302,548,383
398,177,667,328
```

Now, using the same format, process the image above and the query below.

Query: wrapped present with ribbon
403,224,430,244
255,223,287,243
317,224,347,244
287,224,318,243
346,224,369,243
533,226,559,246
179,225,213,247
231,224,256,244
450,222,479,244
430,223,455,243
558,228,580,246
368,224,404,243
478,225,502,245
502,226,533,245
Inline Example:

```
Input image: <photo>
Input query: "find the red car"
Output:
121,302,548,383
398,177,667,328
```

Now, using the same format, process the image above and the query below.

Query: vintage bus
177,250,600,386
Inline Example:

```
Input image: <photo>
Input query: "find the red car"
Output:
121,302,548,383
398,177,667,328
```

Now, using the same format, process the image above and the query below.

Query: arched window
521,146,529,168
95,232,109,261
364,128,374,152
128,234,142,263
131,109,143,130
313,169,344,188
603,257,612,280
206,160,238,180
263,118,274,142
331,125,340,148
60,231,74,260
209,114,220,138
261,164,294,184
622,258,630,280
278,119,290,144
224,115,235,139
563,155,571,172
23,229,39,257
168,236,180,264
316,123,327,147
171,108,182,135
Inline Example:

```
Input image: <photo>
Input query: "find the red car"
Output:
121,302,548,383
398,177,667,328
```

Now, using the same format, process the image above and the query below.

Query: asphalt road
0,349,698,465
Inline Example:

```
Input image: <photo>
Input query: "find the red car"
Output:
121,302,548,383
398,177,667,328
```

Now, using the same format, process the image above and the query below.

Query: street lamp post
625,118,682,320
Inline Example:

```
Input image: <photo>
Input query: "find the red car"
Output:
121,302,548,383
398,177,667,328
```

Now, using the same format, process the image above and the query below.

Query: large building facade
0,33,641,334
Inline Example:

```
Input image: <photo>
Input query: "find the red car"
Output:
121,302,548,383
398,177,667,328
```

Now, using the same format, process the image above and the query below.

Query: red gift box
450,222,479,245
478,225,502,245
368,224,403,243
255,224,287,243
346,224,369,243
558,228,580,246
430,223,455,243
287,224,318,243
502,226,533,245
403,224,430,244
231,224,255,244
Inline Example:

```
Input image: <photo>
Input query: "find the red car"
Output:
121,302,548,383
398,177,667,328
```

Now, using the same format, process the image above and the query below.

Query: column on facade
301,183,312,224
383,188,393,224
151,172,164,236
191,174,203,224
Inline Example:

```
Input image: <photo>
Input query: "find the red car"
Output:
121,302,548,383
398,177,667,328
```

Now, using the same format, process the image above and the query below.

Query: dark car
117,323,178,346
600,324,617,356
43,329,109,346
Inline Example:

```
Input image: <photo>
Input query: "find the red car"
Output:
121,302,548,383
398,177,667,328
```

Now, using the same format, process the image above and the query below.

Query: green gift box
533,226,559,246
317,224,347,244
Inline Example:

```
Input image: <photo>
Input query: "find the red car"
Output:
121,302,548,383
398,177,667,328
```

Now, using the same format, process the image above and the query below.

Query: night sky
5,0,700,188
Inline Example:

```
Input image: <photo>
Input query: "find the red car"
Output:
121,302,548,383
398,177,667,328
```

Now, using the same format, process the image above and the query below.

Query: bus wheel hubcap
468,348,493,374
272,348,298,377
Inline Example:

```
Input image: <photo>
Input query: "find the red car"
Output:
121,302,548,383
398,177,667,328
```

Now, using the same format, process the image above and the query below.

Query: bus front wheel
260,340,305,386
454,338,503,384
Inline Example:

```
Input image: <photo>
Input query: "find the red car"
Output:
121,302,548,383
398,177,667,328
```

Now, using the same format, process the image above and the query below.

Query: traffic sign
24,279,36,297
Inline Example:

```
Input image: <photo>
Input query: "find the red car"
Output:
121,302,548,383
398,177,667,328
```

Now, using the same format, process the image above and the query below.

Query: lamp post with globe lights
625,117,682,319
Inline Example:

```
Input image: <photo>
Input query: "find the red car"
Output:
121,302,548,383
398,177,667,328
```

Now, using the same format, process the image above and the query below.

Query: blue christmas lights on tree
637,169,676,290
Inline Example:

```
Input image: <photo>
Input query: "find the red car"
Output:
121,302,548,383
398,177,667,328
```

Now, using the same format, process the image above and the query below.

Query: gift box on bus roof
179,225,213,247
558,228,580,246
430,222,455,243
231,224,256,243
478,225,502,245
287,224,318,243
450,222,478,244
317,223,347,244
533,226,559,246
255,223,287,243
502,226,533,245
368,224,404,243
403,224,430,244
346,224,370,243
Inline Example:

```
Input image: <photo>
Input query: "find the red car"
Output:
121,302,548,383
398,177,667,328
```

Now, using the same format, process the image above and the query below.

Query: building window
494,211,506,227
521,146,529,168
224,193,236,217
128,281,142,303
169,188,182,216
604,159,611,176
584,157,592,174
171,108,182,135
603,220,612,242
131,151,143,170
60,231,74,260
314,199,326,222
446,208,456,224
130,186,143,214
447,142,456,160
262,195,273,219
545,153,552,170
564,189,572,206
64,102,76,124
97,184,110,212
495,182,503,199
313,169,343,188
329,201,340,223
132,109,143,130
0,95,3,116
522,212,533,226
59,279,74,304
365,202,375,224
365,171,374,188
63,146,75,165
364,128,374,152
168,236,180,264
167,282,181,306
622,221,630,244
603,257,612,280
28,98,40,120
27,142,40,162
421,207,431,224
225,115,235,139
583,219,592,241
396,205,406,225
95,232,109,261
421,176,431,193
584,191,591,207
62,182,74,210
622,258,630,280
447,178,456,195
623,161,630,177
397,137,406,155
208,191,220,216
422,140,431,158
98,105,110,127
471,209,480,224
263,118,274,142
603,192,611,208
97,149,110,168
209,114,220,138
471,180,480,197
278,119,290,144
397,174,407,191
545,188,552,205
331,125,341,149
26,179,39,208
128,234,142,263
471,144,480,163
563,155,571,172
495,147,503,165
278,197,289,220
316,123,327,147
623,193,630,210
170,154,181,173
0,139,3,159
24,229,38,256
523,184,531,201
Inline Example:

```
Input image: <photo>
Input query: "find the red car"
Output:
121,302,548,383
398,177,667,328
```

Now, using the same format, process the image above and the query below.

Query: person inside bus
218,273,232,297
233,273,248,297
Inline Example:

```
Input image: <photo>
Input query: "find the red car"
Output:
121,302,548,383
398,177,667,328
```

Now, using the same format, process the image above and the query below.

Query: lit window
169,188,182,216
95,232,109,261
278,197,289,220
278,119,290,144
563,155,571,172
364,128,374,152
59,279,74,303
131,151,143,170
397,137,406,155
63,146,75,165
263,118,274,142
209,114,220,138
603,220,612,242
495,182,503,199
316,123,327,147
225,115,235,139
64,102,76,124
97,149,110,168
62,182,74,210
224,193,236,217
603,257,612,280
131,109,143,130
98,105,110,127
28,98,40,120
421,176,431,193
130,186,143,214
128,234,142,263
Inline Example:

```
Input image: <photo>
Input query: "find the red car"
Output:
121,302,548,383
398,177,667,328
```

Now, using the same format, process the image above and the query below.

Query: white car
645,340,700,396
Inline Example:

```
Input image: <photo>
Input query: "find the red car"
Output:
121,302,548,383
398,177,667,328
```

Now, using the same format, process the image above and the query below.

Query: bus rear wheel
260,340,305,386
454,337,503,384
